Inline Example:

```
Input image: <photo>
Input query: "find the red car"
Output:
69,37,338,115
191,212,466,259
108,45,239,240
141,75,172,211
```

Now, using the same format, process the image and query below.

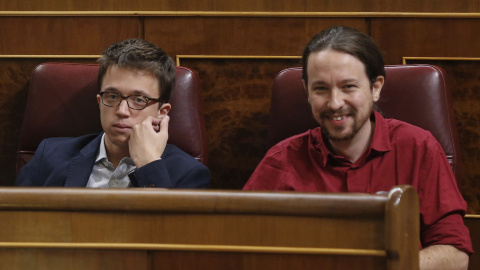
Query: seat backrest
16,62,208,174
268,65,461,183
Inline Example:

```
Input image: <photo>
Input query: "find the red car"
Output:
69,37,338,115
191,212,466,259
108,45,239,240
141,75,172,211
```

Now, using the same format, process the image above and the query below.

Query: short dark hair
302,26,385,87
97,38,176,102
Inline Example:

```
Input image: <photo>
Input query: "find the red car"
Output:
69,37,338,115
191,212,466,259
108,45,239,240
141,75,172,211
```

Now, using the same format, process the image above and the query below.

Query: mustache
319,108,355,118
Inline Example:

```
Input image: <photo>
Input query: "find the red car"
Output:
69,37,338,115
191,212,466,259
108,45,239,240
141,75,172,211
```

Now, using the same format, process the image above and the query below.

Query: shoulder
384,118,442,151
268,129,312,157
40,133,101,151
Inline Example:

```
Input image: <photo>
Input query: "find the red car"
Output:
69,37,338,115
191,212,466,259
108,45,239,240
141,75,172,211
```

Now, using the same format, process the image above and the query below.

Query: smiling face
97,65,170,154
305,49,383,143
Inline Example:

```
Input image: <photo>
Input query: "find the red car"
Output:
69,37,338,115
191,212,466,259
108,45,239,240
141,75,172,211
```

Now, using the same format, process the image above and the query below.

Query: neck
104,140,130,169
328,119,375,163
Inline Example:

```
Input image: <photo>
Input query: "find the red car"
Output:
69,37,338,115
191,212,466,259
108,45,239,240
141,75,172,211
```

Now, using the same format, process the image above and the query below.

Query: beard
318,105,373,142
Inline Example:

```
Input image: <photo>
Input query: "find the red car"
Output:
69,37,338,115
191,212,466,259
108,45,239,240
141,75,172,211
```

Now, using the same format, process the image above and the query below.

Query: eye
343,84,357,91
311,86,329,95
129,95,148,105
105,92,119,100
312,85,327,91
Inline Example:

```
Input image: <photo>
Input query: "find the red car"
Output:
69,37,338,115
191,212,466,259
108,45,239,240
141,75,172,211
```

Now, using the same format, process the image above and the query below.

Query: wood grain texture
0,0,479,12
370,18,480,64
144,17,367,57
0,17,141,55
0,186,419,270
465,217,480,270
0,249,150,270
177,58,301,189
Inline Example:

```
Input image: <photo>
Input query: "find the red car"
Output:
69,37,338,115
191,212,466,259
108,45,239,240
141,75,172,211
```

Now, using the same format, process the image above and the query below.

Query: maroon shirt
244,111,473,254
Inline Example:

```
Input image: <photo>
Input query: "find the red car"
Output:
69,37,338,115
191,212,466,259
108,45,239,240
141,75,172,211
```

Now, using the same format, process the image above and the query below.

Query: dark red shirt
244,111,473,254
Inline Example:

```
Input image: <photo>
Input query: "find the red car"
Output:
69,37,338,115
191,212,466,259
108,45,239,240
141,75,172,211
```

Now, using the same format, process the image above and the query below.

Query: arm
128,115,210,188
128,155,210,188
420,245,469,270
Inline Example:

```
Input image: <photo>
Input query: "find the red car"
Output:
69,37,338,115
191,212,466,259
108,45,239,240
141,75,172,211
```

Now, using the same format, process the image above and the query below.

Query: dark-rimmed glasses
99,92,163,110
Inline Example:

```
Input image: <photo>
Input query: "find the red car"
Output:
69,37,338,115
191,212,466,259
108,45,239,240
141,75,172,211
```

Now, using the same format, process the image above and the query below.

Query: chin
106,134,129,147
322,127,356,142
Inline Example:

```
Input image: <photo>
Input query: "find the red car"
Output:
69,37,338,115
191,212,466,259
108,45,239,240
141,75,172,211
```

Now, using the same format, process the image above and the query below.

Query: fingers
159,115,169,134
129,115,169,168
140,115,168,133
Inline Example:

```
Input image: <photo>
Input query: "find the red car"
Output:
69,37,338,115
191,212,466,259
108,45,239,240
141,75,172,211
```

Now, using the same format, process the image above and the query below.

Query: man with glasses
16,39,210,188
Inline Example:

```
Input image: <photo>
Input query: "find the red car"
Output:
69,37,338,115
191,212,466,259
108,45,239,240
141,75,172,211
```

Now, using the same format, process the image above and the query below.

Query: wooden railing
0,185,419,270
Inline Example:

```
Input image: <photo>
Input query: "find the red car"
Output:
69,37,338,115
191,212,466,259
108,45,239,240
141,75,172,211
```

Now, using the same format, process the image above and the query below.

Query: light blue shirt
86,134,136,188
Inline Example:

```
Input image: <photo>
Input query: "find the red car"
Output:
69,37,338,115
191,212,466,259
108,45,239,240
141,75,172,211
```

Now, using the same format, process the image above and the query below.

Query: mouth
113,123,131,131
331,115,347,121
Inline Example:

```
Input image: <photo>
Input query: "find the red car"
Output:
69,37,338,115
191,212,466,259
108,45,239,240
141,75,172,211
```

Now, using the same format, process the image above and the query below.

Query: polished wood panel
152,251,386,270
0,17,141,54
0,0,480,12
0,249,150,270
0,186,419,270
371,18,480,65
177,58,300,189
465,216,480,270
145,17,367,57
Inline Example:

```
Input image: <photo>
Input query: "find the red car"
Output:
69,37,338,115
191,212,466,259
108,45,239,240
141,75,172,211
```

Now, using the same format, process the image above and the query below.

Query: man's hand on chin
128,115,169,168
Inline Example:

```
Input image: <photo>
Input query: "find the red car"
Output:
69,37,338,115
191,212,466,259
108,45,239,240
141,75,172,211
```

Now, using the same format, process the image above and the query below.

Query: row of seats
16,63,461,186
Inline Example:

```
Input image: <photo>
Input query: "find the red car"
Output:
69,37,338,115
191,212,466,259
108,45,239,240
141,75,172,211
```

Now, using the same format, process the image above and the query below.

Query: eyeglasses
99,92,163,110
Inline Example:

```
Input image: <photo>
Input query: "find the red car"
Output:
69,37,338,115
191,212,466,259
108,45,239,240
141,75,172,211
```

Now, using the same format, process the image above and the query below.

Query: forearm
419,245,469,270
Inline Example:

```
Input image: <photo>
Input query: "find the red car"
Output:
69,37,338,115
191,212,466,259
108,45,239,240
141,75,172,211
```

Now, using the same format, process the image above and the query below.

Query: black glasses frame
99,92,164,110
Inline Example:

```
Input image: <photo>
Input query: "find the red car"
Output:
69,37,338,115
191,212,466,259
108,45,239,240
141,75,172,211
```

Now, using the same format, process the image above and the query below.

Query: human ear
158,103,171,117
372,76,384,102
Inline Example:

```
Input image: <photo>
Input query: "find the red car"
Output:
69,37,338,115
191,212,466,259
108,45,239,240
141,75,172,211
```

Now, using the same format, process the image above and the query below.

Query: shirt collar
94,134,134,166
311,110,392,167
95,133,108,163
370,110,392,153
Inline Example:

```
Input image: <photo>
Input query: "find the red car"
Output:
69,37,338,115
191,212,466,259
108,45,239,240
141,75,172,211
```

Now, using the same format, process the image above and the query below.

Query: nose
116,99,131,117
327,89,345,111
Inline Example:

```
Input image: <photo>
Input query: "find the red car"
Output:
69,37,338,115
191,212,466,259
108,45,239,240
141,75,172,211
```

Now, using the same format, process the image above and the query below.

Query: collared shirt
243,111,473,254
86,134,136,188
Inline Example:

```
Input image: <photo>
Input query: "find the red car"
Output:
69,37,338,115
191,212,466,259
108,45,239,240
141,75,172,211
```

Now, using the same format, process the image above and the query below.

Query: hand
128,115,169,167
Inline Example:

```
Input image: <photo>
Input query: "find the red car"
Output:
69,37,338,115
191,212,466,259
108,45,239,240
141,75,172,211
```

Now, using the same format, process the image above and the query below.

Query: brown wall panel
0,17,141,55
366,0,480,13
145,17,366,56
178,58,301,189
371,18,480,65
1,0,480,12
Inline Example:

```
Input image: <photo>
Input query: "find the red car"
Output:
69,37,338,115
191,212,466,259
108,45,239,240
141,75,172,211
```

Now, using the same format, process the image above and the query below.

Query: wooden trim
1,11,480,18
465,214,480,218
384,186,420,270
0,188,387,217
0,242,386,256
403,57,480,64
0,55,100,59
176,55,301,66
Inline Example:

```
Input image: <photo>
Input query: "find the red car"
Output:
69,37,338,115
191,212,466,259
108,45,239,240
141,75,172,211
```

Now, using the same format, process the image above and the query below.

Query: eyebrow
101,87,152,97
310,78,360,86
